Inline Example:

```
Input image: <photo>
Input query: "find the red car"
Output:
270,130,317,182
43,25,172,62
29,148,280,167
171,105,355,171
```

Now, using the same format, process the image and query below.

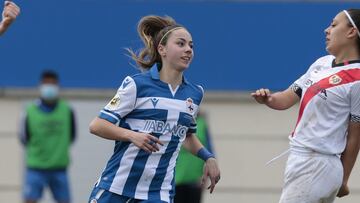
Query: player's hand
2,1,20,25
129,132,164,153
251,88,273,104
337,184,350,198
201,157,220,194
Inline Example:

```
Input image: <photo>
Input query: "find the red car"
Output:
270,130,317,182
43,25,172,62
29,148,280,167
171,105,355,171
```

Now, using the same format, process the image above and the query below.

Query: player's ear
158,45,166,57
347,27,359,39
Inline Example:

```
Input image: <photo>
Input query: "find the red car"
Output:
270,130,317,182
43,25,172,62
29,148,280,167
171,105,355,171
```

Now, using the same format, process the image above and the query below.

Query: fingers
251,88,271,104
136,133,164,153
3,1,20,19
336,185,350,198
252,88,270,97
201,159,220,194
208,174,221,193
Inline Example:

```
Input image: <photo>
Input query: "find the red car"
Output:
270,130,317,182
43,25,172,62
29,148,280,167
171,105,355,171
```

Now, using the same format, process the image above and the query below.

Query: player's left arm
338,121,360,198
183,133,220,194
0,1,20,36
338,82,360,198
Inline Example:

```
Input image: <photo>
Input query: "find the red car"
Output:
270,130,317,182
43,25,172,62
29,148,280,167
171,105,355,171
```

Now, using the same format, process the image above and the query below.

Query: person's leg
279,152,342,203
48,169,71,203
307,155,343,203
23,168,46,203
175,183,202,203
174,185,186,203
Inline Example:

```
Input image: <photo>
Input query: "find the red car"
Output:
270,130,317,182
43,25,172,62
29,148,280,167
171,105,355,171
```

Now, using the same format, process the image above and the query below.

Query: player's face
161,28,194,71
324,11,354,56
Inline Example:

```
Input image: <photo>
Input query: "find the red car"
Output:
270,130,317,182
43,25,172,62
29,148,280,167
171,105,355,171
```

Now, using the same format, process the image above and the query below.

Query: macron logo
151,98,159,108
122,78,131,89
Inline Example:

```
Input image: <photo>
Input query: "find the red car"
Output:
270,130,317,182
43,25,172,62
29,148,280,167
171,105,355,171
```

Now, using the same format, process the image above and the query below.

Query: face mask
40,84,59,101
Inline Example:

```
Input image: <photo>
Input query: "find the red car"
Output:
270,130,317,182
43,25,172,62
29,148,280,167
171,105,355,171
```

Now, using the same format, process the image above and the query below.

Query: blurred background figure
0,1,20,36
19,70,76,203
175,111,215,203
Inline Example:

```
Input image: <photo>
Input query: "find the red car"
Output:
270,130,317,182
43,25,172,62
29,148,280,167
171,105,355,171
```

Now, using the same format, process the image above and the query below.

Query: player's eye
177,41,184,46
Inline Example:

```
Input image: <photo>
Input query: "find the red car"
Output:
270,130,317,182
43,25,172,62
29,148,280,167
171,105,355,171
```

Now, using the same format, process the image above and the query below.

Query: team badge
110,96,120,106
329,74,342,85
107,95,120,110
186,98,194,113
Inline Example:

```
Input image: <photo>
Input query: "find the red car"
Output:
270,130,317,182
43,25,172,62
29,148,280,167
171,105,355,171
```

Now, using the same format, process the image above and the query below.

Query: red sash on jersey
292,68,360,137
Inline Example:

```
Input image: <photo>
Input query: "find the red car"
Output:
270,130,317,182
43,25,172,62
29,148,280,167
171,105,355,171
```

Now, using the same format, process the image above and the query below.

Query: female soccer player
252,9,360,203
88,15,220,203
0,1,20,36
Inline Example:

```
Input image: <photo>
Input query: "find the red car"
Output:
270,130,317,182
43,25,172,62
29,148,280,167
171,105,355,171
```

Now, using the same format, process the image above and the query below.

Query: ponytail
127,15,183,70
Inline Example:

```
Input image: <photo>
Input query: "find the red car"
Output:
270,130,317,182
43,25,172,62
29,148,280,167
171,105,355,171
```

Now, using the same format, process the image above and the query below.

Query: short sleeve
350,82,360,122
187,85,204,134
291,56,334,98
99,76,137,124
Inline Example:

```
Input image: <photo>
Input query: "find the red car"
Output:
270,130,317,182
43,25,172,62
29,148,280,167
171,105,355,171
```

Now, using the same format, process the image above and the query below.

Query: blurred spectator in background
0,1,20,36
19,70,76,203
175,111,215,203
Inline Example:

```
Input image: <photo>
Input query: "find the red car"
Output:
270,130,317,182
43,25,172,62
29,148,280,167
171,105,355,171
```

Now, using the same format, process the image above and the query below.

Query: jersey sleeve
291,56,333,98
187,85,204,134
99,76,137,124
350,82,360,123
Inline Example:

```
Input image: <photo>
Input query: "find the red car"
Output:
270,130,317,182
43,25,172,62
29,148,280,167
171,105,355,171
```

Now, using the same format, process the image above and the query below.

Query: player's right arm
89,76,163,153
0,1,20,36
89,117,163,153
251,87,299,110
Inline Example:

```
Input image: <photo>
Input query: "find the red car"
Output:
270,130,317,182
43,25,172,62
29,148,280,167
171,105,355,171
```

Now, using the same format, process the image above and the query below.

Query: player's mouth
181,56,191,63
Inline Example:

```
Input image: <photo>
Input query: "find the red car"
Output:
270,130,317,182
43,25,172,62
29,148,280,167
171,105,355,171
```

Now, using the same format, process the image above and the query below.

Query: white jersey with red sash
289,55,360,155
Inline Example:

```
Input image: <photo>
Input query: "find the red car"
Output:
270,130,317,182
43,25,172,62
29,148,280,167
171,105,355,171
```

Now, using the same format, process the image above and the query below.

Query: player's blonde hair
127,15,183,70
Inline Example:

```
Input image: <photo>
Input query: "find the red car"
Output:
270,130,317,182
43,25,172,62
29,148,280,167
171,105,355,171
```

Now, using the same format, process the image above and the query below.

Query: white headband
343,10,360,38
159,27,183,45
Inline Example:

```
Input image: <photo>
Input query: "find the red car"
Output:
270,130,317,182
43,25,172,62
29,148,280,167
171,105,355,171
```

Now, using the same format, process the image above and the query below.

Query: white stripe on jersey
159,109,182,202
160,146,180,202
135,97,199,114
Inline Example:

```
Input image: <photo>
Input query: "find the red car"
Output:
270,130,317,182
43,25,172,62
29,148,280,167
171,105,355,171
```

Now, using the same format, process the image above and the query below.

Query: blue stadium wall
1,0,359,90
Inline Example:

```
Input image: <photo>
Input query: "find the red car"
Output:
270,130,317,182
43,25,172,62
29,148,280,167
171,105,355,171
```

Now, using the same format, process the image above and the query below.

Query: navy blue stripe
126,109,168,121
99,112,118,124
122,149,152,197
148,136,180,200
99,141,130,189
103,109,122,120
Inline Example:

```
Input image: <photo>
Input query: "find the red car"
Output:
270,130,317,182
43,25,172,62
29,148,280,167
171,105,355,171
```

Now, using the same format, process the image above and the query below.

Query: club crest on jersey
186,98,194,113
329,74,342,85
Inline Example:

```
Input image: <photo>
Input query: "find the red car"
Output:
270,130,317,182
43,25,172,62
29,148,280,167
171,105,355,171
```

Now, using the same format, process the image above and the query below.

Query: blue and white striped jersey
96,64,204,202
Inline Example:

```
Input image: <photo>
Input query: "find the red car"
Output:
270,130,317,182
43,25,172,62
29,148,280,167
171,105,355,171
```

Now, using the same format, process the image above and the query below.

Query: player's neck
335,47,360,64
159,66,183,90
